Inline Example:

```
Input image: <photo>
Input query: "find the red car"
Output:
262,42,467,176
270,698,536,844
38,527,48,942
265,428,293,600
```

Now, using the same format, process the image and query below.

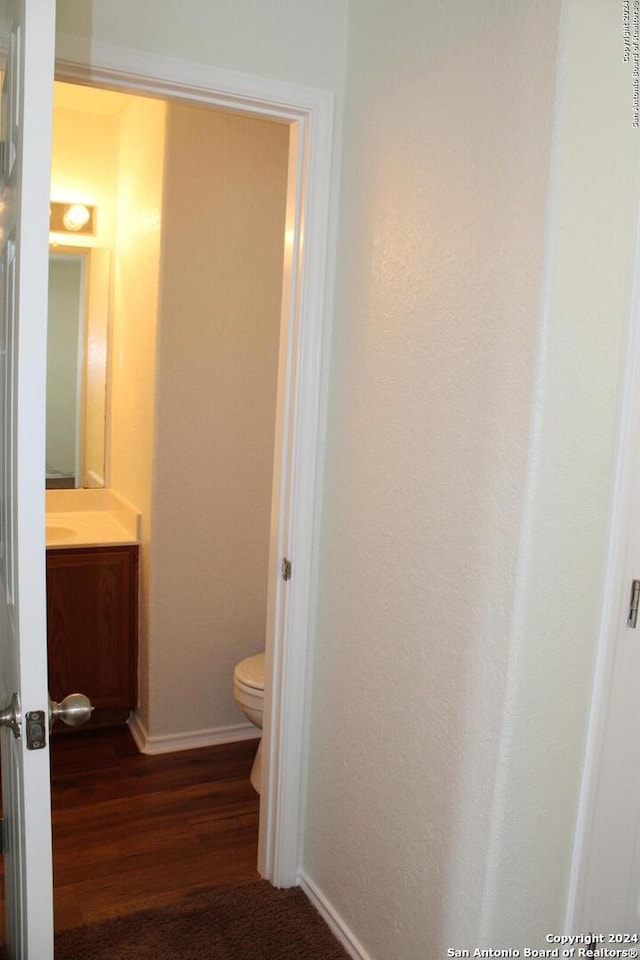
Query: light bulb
62,204,91,232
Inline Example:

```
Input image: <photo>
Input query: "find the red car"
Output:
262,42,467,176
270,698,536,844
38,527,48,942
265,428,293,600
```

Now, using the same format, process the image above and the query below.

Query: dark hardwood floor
3,727,261,934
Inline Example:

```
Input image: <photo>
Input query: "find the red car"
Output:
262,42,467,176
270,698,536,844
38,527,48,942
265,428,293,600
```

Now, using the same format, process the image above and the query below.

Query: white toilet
233,652,265,793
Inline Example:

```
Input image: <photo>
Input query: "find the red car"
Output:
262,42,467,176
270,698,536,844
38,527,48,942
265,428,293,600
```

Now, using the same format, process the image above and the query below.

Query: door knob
49,693,94,728
0,692,21,738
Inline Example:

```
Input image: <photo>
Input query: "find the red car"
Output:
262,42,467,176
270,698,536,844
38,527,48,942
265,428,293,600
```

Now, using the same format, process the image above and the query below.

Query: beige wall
50,103,119,249
109,96,166,513
82,247,111,487
109,96,167,724
145,105,289,737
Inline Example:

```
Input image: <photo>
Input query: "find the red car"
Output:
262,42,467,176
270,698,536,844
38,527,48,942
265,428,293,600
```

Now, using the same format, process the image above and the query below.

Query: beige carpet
53,881,351,959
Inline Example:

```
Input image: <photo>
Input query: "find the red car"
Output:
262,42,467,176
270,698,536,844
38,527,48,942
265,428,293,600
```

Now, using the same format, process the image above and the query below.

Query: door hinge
282,557,292,582
628,579,640,628
0,817,5,854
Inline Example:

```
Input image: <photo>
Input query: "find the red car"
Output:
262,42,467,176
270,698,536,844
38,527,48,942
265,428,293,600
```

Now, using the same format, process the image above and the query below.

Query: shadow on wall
304,0,565,957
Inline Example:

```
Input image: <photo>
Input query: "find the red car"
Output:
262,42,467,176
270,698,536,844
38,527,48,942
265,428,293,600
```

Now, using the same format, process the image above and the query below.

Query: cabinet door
46,546,139,728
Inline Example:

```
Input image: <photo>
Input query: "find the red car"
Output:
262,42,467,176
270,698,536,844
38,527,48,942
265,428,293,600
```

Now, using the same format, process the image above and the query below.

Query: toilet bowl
233,652,265,793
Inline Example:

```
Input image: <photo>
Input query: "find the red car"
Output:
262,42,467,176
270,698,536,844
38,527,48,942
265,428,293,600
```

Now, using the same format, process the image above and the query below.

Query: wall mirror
46,246,111,489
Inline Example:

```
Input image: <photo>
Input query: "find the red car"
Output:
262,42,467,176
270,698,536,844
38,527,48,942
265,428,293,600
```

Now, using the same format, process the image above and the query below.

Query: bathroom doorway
44,47,332,923
47,78,288,923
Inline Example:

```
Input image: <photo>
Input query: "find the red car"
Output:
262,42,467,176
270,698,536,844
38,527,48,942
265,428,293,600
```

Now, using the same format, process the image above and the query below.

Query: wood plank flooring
3,727,261,935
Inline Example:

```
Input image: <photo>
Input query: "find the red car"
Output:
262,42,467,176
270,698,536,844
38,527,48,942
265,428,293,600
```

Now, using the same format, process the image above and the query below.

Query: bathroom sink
45,508,138,549
45,524,76,542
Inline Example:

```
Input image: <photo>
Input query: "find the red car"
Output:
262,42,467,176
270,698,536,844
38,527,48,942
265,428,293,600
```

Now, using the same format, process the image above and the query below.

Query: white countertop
45,489,140,550
46,511,138,549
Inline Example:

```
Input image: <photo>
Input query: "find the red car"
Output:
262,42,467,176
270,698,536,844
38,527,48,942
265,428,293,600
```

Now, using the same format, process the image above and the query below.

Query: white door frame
565,194,640,926
55,34,334,888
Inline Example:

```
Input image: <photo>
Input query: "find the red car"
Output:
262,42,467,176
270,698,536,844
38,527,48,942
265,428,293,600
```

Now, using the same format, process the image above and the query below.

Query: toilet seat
233,652,265,793
234,653,265,691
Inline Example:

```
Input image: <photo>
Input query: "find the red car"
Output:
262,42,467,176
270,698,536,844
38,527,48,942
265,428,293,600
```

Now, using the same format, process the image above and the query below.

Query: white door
576,588,640,931
0,0,56,957
570,235,640,930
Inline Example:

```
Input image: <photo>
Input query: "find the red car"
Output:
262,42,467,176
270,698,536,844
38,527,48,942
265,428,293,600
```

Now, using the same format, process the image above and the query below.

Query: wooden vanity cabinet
46,544,139,731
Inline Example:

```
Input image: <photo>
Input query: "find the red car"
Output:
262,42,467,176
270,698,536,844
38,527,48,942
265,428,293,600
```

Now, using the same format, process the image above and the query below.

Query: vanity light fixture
50,201,96,236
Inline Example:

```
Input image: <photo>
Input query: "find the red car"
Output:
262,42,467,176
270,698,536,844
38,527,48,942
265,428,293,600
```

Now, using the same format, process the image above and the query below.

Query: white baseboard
127,711,259,755
299,872,373,960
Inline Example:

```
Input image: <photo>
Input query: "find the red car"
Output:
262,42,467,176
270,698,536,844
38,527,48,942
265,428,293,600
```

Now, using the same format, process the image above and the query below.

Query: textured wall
304,0,640,955
480,0,640,939
147,106,289,737
55,0,348,93
304,1,564,955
